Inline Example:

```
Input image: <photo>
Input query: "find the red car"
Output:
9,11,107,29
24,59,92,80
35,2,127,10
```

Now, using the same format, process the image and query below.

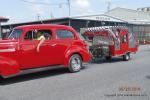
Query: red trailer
80,26,138,61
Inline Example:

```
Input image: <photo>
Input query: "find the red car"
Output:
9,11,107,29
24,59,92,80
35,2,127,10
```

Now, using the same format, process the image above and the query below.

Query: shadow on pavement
146,75,150,79
0,68,69,85
90,57,124,64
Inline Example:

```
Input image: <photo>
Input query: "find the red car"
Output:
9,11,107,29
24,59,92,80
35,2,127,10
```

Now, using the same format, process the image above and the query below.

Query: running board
2,65,64,78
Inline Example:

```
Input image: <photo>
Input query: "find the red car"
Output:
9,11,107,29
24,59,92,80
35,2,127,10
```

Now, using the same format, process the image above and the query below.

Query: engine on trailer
80,26,116,59
89,35,110,59
89,45,109,59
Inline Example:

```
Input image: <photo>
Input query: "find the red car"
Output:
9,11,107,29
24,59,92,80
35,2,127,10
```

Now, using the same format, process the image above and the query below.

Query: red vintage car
0,24,91,78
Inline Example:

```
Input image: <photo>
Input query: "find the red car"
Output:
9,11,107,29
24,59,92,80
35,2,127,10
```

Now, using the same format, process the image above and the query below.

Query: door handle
51,44,57,46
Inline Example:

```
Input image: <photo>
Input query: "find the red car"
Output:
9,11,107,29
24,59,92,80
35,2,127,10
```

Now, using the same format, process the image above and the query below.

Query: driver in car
36,31,46,52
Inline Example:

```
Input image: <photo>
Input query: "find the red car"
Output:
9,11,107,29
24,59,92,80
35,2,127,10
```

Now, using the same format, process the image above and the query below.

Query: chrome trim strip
0,48,16,52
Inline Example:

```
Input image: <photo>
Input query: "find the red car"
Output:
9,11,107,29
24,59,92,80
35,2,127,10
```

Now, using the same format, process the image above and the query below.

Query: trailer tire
123,53,130,61
105,56,112,61
68,54,82,73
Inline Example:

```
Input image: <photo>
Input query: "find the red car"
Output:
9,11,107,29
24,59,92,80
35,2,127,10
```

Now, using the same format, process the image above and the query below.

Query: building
105,7,150,43
137,7,150,12
105,7,150,24
2,7,150,44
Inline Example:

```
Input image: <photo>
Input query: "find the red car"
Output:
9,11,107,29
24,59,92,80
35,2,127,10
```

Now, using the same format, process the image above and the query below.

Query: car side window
24,30,53,40
24,31,35,40
56,30,74,39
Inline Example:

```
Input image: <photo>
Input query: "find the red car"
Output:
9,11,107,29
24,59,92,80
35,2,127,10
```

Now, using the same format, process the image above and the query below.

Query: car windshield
8,29,22,40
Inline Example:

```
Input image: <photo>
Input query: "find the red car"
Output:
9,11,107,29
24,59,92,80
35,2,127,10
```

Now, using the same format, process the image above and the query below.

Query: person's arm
37,36,45,52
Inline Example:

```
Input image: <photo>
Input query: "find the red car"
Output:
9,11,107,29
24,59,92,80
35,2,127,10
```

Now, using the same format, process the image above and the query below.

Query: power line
21,0,67,6
20,0,71,16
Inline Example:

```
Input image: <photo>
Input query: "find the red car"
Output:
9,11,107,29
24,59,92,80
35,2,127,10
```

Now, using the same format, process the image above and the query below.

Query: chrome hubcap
71,56,81,71
126,54,129,60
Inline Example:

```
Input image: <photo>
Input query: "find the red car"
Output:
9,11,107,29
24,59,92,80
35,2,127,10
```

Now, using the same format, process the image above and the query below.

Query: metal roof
1,16,127,30
72,14,126,23
2,17,70,26
105,7,150,24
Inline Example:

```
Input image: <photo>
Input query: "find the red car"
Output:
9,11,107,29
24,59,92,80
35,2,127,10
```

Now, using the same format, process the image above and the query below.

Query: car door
39,39,60,66
19,29,43,69
53,29,75,64
19,29,57,69
120,30,129,54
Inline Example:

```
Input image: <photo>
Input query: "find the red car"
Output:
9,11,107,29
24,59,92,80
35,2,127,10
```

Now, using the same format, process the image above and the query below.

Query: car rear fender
0,56,20,77
63,46,90,67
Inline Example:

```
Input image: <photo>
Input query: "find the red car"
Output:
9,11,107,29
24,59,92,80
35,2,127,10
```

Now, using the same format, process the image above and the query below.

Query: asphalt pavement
0,45,150,100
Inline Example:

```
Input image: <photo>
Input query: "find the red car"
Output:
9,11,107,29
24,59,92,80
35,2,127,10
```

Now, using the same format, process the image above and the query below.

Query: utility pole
67,0,71,16
0,22,2,39
37,13,40,21
107,0,111,12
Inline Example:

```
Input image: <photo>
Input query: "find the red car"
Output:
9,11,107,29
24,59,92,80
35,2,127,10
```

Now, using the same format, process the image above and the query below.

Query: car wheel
123,53,130,61
68,54,82,73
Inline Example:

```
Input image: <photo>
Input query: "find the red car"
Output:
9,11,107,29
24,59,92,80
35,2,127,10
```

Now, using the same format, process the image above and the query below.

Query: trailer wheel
123,53,130,61
105,56,112,61
68,54,82,73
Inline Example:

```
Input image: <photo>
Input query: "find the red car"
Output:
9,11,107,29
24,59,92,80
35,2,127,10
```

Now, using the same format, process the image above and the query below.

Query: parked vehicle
0,24,91,78
80,26,138,61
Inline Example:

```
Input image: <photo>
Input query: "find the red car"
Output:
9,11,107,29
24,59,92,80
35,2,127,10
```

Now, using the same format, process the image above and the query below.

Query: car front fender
0,56,20,77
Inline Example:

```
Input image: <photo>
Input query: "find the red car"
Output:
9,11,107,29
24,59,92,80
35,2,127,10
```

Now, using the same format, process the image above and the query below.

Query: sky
0,0,150,24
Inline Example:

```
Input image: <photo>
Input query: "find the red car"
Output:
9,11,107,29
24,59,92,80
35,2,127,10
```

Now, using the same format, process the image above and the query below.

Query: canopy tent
0,16,9,39
0,17,9,22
